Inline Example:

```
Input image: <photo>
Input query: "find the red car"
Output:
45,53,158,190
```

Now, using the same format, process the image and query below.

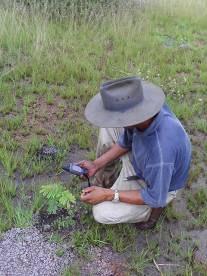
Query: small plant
52,215,75,230
165,203,183,221
46,92,54,105
130,249,153,274
62,264,81,276
49,233,63,243
40,183,75,214
55,248,65,257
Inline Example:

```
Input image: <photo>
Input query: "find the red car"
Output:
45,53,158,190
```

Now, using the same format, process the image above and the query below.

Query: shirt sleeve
117,128,133,149
140,163,174,208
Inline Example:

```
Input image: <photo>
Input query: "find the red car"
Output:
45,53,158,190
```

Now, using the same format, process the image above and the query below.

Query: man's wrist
105,189,115,201
93,159,102,171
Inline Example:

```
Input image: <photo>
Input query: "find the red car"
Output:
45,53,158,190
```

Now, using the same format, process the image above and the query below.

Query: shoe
136,207,165,230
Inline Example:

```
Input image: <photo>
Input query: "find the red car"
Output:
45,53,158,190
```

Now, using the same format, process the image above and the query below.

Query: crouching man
79,76,191,230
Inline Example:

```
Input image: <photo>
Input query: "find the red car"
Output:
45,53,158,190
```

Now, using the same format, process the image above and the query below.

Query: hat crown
100,76,143,111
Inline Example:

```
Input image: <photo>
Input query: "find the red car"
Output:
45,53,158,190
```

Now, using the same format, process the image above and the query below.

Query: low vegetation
40,183,75,214
0,0,207,274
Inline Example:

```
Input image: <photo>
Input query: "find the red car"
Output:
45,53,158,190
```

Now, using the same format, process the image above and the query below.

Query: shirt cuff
117,140,131,149
140,189,167,208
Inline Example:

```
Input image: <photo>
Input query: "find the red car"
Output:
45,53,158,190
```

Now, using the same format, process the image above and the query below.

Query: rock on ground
0,227,74,276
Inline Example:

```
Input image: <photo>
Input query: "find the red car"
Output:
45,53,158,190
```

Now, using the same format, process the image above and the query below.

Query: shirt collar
134,108,164,136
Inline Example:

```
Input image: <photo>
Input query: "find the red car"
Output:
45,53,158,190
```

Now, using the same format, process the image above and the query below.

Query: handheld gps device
62,163,91,187
62,163,88,176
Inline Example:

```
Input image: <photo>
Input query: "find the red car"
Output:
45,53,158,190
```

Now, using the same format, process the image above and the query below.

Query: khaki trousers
92,128,177,224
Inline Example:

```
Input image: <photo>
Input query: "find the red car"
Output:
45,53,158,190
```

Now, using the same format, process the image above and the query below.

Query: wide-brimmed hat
84,76,165,127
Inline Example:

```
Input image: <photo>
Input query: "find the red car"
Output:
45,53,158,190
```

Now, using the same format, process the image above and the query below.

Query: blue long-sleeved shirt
117,104,191,208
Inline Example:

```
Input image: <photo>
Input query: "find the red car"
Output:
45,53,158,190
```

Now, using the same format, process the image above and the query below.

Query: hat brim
84,81,165,127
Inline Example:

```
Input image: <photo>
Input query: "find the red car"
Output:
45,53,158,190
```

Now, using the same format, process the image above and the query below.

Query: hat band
103,96,141,111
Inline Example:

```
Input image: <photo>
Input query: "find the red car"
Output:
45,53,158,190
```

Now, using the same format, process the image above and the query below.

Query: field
0,0,207,275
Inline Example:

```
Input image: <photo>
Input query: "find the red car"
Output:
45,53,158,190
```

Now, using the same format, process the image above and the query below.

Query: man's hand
77,160,99,177
77,144,128,179
80,186,114,205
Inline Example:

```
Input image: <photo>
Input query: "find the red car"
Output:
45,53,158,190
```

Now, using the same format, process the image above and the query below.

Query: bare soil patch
14,95,79,143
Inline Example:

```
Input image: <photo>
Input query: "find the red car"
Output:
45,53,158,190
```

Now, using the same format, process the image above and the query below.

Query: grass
0,0,207,274
0,147,18,176
0,177,28,231
187,164,204,188
187,188,207,228
194,118,207,133
130,249,153,274
62,264,81,276
72,219,137,255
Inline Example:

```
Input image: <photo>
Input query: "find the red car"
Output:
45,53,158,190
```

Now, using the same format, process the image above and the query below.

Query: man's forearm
94,143,128,170
106,189,144,205
119,190,144,205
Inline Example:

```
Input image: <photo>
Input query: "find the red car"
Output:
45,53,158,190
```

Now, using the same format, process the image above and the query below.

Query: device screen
72,164,84,173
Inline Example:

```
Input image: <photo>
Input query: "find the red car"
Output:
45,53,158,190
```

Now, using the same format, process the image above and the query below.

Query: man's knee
92,203,118,224
98,128,114,148
98,128,122,146
93,201,152,224
92,204,109,224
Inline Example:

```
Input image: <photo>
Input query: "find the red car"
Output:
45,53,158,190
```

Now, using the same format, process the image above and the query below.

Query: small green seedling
40,183,75,214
